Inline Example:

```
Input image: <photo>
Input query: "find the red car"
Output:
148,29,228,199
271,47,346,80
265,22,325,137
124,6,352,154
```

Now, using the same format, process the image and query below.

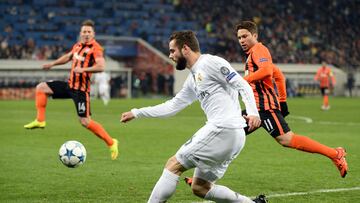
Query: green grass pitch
0,97,359,202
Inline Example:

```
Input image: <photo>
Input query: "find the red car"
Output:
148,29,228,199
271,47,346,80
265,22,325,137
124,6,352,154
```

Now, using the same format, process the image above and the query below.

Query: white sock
147,169,179,203
204,184,253,203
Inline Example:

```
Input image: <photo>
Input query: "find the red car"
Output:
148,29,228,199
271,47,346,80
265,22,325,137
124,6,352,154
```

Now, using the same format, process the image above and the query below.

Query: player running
314,62,336,110
121,31,267,203
236,21,347,178
24,19,118,160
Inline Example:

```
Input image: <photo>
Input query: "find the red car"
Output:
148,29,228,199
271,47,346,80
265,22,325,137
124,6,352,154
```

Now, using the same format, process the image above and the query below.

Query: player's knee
191,184,208,198
276,132,293,147
79,117,90,127
36,82,48,92
164,156,186,176
191,177,212,198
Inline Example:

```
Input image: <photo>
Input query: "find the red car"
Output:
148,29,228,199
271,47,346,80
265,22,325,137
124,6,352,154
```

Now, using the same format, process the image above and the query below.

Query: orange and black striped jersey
273,66,287,102
314,66,336,88
243,42,280,111
68,39,104,92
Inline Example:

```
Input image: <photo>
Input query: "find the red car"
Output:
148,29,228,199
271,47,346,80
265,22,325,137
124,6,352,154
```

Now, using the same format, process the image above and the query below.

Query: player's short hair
235,21,258,34
81,19,95,31
169,31,200,52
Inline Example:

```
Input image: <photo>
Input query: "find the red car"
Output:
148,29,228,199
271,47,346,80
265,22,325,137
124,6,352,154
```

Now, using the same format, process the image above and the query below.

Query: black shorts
242,109,291,137
46,81,91,117
320,87,329,96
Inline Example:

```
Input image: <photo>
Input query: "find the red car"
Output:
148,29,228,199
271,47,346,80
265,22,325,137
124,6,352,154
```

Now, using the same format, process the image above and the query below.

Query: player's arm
329,70,336,87
314,69,320,81
42,52,72,70
243,51,273,83
273,66,289,117
120,76,197,123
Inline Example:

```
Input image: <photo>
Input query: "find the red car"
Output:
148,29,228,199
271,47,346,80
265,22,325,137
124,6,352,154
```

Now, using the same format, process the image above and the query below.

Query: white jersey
94,72,110,89
131,54,259,128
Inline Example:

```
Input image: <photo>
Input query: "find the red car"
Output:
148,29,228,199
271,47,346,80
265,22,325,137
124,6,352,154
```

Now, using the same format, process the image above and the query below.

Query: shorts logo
226,72,237,81
220,66,230,75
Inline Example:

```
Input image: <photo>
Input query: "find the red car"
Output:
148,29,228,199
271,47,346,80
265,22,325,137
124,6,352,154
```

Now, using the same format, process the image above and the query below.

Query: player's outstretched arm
42,52,72,70
120,111,135,123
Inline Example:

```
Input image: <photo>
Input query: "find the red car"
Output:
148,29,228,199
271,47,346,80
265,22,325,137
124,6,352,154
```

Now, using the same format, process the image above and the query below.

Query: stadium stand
0,0,359,69
0,0,359,99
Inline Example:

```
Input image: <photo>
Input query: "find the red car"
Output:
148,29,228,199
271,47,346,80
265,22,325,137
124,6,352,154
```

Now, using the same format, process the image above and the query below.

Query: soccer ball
59,140,86,168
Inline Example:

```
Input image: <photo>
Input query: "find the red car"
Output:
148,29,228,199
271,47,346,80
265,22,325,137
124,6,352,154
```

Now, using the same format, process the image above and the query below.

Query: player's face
169,39,187,70
80,26,95,44
237,29,257,52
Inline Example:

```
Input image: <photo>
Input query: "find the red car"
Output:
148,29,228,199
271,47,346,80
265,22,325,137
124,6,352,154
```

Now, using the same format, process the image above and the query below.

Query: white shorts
175,123,246,182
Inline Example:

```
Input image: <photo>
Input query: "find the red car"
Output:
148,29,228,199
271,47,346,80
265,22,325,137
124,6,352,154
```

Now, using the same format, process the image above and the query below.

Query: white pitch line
288,115,313,123
289,115,360,126
183,186,360,203
267,186,360,198
317,121,360,126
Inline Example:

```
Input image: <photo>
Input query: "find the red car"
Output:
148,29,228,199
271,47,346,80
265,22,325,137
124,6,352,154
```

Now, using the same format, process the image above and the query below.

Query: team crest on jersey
74,53,85,61
259,58,268,62
220,66,230,75
195,72,203,83
84,48,91,53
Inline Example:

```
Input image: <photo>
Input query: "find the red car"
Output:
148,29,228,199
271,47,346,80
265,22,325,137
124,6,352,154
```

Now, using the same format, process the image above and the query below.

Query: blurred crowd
0,0,359,69
177,0,359,68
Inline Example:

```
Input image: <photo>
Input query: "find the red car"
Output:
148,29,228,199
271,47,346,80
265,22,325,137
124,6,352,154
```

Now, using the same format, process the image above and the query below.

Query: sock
148,169,179,203
323,95,329,106
35,91,47,122
86,120,114,146
204,184,253,203
290,134,337,159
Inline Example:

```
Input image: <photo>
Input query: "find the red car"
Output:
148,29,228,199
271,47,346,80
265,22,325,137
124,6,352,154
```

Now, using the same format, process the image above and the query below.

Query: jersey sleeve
93,44,104,59
244,45,273,83
131,75,197,118
273,66,287,102
209,56,259,117
314,68,321,81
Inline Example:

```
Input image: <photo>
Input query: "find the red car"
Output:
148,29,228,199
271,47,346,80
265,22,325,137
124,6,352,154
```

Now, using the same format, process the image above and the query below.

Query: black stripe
268,88,280,109
260,82,273,110
255,82,265,111
84,54,95,92
78,51,89,91
72,45,87,90
250,54,258,71
72,61,78,88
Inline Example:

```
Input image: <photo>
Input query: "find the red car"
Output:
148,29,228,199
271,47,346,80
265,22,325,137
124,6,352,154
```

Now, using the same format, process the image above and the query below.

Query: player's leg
320,88,330,110
192,169,258,203
24,81,64,129
263,110,348,177
148,156,186,203
72,90,118,160
187,126,265,202
99,85,110,106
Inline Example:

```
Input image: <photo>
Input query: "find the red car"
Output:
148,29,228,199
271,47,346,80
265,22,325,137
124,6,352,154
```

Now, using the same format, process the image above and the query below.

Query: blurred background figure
94,71,111,106
314,62,336,110
346,71,355,97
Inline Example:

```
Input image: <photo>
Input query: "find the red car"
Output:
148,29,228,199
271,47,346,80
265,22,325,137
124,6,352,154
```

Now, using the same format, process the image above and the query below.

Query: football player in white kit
94,71,111,106
121,31,267,203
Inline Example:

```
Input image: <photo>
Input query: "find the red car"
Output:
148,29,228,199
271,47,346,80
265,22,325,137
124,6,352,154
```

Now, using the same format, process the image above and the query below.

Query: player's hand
42,63,53,70
74,67,84,73
120,111,135,123
244,115,261,132
280,102,289,117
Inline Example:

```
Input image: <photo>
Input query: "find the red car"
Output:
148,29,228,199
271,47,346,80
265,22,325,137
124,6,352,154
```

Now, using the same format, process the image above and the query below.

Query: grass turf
0,97,359,202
